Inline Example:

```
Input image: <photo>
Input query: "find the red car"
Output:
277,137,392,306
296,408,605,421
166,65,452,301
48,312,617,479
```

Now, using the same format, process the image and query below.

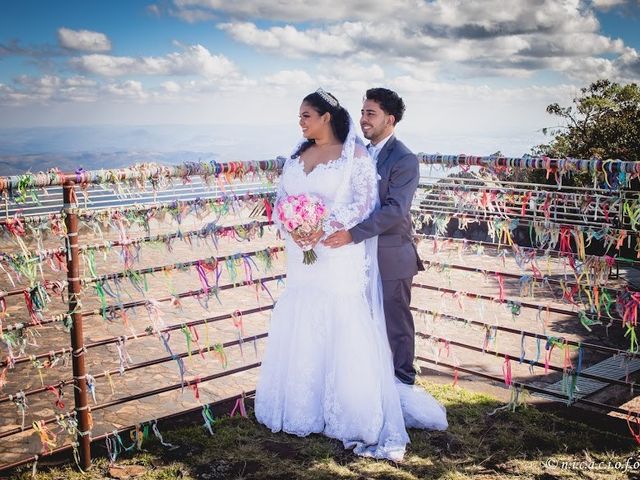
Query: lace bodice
276,142,377,236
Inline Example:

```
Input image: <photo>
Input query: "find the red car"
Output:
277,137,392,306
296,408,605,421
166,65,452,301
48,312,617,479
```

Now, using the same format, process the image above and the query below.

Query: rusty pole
63,178,92,469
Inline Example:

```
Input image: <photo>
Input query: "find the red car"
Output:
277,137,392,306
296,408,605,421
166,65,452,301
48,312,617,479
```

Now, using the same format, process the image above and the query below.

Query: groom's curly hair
365,88,406,125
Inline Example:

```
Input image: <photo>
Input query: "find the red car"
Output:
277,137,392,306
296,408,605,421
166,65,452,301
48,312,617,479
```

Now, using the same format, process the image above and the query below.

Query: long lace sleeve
323,144,377,236
273,157,289,235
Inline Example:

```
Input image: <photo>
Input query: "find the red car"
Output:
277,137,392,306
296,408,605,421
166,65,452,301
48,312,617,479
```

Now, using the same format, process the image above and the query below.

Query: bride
255,88,447,461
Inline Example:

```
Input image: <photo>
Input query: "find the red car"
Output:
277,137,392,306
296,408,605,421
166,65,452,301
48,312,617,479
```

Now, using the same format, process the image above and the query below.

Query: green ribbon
561,370,578,405
202,404,215,435
578,310,601,332
84,250,98,279
213,343,227,369
180,324,193,360
625,325,638,353
225,258,238,285
599,290,615,319
94,281,108,315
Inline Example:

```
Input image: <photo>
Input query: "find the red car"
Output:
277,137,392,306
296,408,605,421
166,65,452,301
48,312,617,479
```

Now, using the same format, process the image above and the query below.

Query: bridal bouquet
277,194,328,265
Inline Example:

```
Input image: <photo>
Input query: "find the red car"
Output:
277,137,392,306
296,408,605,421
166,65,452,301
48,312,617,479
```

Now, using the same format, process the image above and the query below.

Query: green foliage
518,79,640,187
535,79,640,162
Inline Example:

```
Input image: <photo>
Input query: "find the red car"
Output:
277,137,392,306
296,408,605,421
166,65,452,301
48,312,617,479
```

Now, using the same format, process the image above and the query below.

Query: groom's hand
322,230,352,248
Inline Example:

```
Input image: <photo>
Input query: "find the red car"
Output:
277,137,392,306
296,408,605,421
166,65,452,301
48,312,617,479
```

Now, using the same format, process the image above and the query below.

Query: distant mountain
0,124,295,175
0,151,218,175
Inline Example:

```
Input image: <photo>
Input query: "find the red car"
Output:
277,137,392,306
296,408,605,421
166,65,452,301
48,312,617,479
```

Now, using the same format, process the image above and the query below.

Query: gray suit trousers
382,277,415,385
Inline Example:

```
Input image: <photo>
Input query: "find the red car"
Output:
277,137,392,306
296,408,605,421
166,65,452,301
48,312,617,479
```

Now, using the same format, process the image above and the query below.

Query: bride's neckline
295,156,342,176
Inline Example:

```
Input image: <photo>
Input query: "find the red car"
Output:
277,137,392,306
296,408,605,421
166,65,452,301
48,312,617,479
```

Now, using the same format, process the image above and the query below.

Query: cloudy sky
1,0,639,157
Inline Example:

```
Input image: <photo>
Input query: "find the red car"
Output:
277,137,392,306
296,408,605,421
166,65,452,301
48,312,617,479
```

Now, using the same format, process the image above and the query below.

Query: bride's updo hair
293,88,351,158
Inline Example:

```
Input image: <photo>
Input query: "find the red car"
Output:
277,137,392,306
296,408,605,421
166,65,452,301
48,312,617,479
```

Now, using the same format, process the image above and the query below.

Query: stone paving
0,209,636,468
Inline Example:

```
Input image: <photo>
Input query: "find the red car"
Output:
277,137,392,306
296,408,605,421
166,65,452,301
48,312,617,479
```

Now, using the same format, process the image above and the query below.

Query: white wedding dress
255,126,447,461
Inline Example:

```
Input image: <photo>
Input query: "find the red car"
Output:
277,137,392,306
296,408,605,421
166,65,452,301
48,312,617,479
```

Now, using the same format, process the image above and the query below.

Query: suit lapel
376,135,396,170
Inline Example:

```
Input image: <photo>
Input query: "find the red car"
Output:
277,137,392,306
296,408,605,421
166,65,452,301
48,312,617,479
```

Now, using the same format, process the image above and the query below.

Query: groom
323,87,423,385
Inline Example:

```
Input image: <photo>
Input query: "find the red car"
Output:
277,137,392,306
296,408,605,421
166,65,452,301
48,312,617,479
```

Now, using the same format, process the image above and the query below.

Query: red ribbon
232,310,245,337
46,385,65,409
503,355,512,386
190,326,206,359
496,273,505,303
5,215,25,237
541,193,551,219
263,198,273,222
562,282,580,307
627,413,640,446
544,342,555,374
530,262,542,279
438,340,451,359
22,290,41,326
622,290,640,327
188,377,201,401
0,295,7,324
521,192,531,217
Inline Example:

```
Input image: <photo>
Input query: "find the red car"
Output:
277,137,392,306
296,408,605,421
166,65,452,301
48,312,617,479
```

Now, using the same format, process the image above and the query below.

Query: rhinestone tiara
316,88,339,108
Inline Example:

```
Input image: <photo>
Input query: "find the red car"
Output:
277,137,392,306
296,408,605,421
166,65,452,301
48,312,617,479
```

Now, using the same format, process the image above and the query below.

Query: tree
536,79,640,163
509,80,640,187
526,80,639,259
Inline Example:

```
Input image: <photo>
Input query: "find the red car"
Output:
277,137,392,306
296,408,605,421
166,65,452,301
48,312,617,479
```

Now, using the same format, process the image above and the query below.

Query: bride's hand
290,231,306,249
291,229,324,249
303,229,324,249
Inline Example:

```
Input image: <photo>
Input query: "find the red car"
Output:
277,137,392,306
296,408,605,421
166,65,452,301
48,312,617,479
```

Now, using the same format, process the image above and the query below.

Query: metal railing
0,154,638,473
0,160,283,472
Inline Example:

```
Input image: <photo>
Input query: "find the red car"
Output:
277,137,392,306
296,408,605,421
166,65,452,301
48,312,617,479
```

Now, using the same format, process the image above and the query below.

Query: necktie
369,144,380,161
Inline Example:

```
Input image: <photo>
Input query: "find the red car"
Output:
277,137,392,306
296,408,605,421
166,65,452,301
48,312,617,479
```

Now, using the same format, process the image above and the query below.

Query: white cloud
146,4,161,16
70,44,239,79
0,75,161,106
173,0,384,22
0,75,103,105
264,70,313,87
175,0,610,29
161,81,182,93
215,1,635,81
591,0,628,10
102,80,148,100
173,8,218,22
64,76,98,87
57,27,111,52
3,0,637,157
0,70,581,159
0,70,260,107
218,22,359,58
71,55,135,76
322,62,385,83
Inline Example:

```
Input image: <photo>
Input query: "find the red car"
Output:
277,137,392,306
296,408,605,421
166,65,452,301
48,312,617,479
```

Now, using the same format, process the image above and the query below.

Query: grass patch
10,382,639,479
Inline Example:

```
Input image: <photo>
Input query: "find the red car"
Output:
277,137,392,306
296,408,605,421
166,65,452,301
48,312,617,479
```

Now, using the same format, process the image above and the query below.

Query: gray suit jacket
349,135,423,280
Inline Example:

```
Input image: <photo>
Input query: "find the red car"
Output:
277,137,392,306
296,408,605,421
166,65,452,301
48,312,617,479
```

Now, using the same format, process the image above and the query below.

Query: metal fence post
63,178,91,469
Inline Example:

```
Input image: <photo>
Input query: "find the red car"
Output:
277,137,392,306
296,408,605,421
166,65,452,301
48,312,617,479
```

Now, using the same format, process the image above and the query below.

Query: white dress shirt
367,133,393,162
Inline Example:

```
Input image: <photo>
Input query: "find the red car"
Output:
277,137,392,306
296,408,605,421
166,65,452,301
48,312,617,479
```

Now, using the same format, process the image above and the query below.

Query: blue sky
1,0,639,158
